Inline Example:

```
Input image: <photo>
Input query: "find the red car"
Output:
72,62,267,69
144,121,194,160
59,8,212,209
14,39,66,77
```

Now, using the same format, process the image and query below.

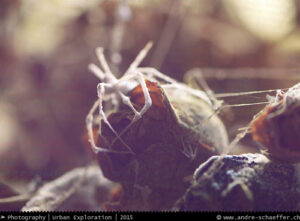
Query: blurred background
1,0,300,199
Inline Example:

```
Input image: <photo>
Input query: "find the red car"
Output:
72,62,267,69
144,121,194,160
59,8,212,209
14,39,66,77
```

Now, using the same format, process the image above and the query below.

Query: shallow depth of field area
1,0,300,212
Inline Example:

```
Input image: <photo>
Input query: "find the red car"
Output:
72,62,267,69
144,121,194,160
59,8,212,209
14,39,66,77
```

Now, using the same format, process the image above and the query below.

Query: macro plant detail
2,0,300,213
85,43,228,210
86,42,218,156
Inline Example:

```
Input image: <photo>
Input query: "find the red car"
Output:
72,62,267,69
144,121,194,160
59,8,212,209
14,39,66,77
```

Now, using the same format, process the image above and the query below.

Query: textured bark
174,154,300,211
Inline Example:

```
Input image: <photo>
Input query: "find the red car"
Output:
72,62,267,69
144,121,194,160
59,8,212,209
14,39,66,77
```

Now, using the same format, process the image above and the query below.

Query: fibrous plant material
251,83,300,162
21,165,118,211
86,43,228,210
174,154,300,211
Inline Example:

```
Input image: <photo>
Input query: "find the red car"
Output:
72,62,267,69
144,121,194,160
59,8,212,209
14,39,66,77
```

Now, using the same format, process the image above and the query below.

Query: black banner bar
0,212,300,221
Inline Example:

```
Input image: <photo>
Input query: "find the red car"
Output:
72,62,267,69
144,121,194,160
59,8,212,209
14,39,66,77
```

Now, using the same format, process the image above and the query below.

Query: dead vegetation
1,0,300,211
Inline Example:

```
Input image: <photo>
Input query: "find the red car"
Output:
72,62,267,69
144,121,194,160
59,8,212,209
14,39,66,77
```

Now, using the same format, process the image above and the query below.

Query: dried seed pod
251,83,300,162
94,80,228,210
174,154,300,211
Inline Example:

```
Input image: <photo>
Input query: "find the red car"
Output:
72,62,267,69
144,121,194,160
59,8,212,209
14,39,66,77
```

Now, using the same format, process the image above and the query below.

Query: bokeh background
1,0,300,198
